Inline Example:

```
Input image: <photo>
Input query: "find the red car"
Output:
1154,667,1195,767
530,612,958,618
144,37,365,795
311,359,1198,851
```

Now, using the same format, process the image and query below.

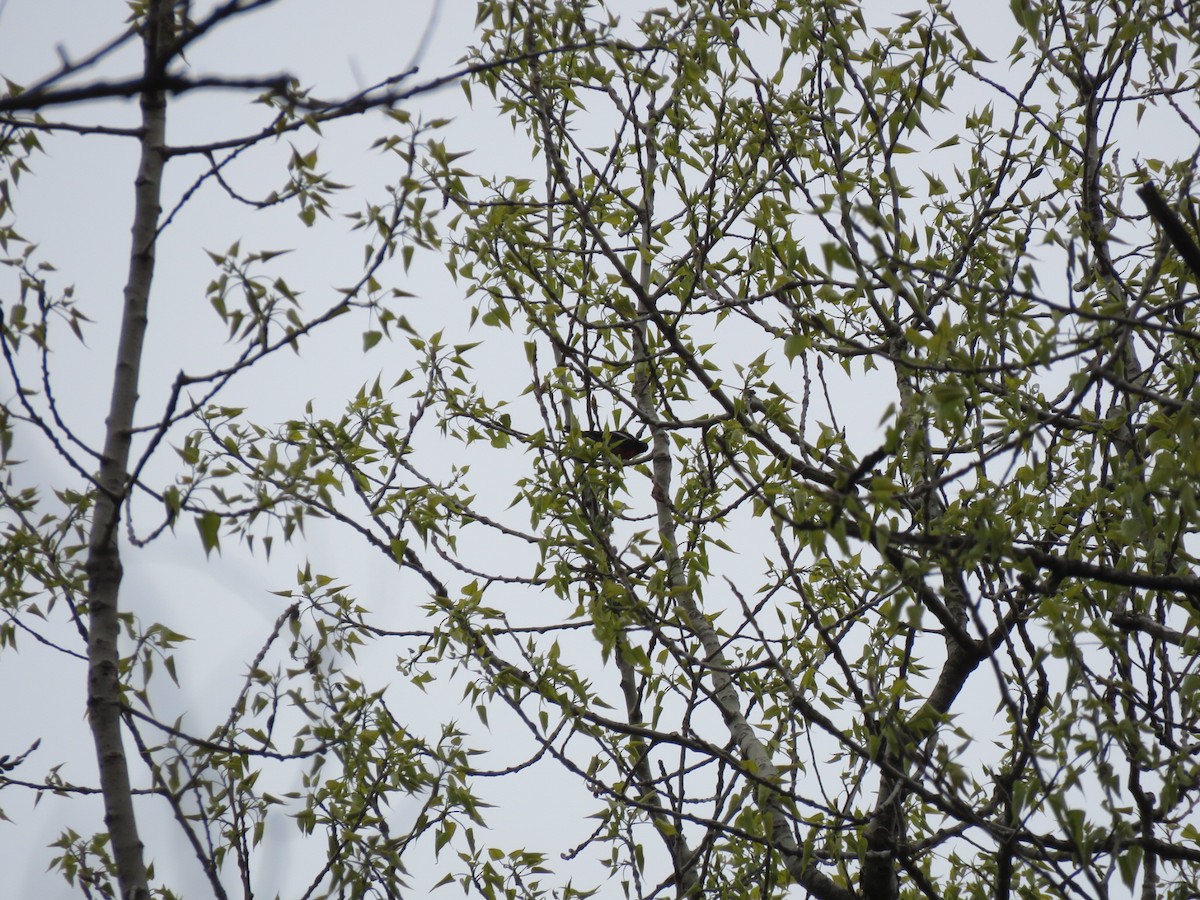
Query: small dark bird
580,429,649,461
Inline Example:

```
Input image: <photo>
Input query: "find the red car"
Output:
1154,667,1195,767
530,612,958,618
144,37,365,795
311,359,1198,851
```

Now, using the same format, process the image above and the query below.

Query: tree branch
1138,180,1200,284
83,5,175,898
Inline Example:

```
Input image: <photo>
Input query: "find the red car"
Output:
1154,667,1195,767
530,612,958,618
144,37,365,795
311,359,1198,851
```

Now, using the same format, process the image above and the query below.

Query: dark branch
1138,180,1200,283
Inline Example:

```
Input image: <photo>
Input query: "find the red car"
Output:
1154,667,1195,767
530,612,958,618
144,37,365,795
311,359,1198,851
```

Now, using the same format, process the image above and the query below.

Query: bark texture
84,3,173,898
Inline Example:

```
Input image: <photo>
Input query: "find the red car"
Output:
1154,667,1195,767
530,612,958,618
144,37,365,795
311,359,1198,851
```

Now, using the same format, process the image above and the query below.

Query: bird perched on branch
580,429,649,461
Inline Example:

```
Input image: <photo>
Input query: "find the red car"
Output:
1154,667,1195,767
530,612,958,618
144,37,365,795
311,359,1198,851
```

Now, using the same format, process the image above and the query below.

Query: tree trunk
84,3,172,898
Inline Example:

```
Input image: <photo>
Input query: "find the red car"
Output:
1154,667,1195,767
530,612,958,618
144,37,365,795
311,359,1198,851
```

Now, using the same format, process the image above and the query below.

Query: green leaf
195,512,221,557
783,333,807,362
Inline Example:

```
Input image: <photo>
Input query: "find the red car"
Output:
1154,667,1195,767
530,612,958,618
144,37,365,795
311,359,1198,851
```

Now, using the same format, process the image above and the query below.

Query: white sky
0,1,505,894
3,1,1182,897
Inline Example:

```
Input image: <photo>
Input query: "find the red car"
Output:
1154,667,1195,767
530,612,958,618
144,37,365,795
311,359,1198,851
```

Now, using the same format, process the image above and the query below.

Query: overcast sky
4,1,1168,896
0,2,506,894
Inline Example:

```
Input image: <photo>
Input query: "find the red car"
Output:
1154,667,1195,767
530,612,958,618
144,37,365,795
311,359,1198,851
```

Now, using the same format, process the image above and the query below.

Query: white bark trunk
84,4,172,898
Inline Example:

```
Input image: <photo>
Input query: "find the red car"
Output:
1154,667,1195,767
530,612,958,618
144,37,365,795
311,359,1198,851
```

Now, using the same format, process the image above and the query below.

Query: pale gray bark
84,3,173,898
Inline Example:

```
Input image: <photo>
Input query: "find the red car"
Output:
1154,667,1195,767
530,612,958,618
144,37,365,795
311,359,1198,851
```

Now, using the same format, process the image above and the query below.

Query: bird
579,429,649,461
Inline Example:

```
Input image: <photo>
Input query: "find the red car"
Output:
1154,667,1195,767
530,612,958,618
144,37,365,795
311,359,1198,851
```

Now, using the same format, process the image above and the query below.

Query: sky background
0,2,506,893
3,1,1176,897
